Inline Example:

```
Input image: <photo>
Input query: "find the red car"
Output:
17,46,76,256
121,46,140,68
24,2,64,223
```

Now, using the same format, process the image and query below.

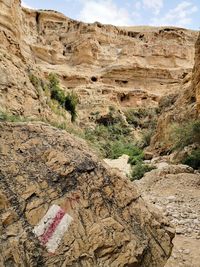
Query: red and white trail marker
33,204,73,253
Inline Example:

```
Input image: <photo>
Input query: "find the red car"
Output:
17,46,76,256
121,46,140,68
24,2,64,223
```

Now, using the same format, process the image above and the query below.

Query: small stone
176,227,185,234
183,249,190,254
144,152,153,160
167,196,176,203
190,214,197,219
181,213,188,218
186,208,192,213
172,213,179,219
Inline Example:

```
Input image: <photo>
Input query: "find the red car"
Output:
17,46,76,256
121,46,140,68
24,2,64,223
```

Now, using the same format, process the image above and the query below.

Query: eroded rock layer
193,32,200,114
151,32,200,153
0,0,198,124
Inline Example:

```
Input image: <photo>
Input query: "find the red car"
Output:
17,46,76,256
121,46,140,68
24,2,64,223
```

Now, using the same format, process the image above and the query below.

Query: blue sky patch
22,0,199,30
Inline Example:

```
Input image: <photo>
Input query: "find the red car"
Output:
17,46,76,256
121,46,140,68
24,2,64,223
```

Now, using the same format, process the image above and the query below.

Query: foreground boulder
0,122,174,266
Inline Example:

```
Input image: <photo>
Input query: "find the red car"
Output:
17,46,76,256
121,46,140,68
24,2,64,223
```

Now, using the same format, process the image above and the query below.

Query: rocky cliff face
151,32,200,153
0,122,174,266
0,1,199,265
0,0,198,126
193,32,200,114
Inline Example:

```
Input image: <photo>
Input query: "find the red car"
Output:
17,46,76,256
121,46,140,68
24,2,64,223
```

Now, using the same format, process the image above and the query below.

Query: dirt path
135,163,200,267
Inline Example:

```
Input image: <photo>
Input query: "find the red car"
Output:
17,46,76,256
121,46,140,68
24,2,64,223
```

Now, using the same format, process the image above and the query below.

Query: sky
21,0,199,30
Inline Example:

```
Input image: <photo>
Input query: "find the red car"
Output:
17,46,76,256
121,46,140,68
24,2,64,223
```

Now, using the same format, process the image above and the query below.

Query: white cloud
21,1,34,9
78,0,132,26
143,0,164,15
151,1,198,27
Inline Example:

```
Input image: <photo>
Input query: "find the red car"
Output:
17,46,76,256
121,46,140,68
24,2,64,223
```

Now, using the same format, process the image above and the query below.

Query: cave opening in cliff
91,76,98,82
115,80,128,85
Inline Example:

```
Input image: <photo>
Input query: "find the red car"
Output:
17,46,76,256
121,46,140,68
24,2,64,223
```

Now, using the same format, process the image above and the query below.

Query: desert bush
64,92,79,122
182,148,200,170
106,141,144,163
130,163,155,180
51,89,65,106
85,121,134,158
48,73,59,87
48,73,79,122
48,73,65,106
84,118,145,164
172,120,200,149
158,94,178,110
124,107,158,129
96,108,126,127
29,73,45,97
29,73,40,88
125,110,140,127
0,111,26,122
138,128,154,148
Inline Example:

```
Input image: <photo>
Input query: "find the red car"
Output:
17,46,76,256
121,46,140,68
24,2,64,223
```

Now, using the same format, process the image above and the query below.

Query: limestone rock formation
0,0,198,126
0,122,174,266
151,32,200,153
192,32,200,114
1,1,199,264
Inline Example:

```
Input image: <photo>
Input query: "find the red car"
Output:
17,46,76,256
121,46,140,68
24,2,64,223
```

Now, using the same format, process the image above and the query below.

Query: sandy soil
135,163,200,267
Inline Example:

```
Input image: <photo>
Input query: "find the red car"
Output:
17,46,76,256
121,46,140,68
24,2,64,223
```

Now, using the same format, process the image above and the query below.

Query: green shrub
0,111,26,122
51,88,65,106
48,73,59,88
48,73,79,122
124,107,158,129
159,94,178,110
124,109,141,127
95,108,126,127
172,120,200,149
138,128,154,148
49,121,67,130
131,163,155,181
84,109,148,161
29,73,40,88
84,121,134,158
64,92,79,122
124,108,158,149
182,149,200,169
48,73,65,106
106,141,144,163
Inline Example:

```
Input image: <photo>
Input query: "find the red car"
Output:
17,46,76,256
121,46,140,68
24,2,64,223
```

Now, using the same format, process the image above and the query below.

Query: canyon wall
151,32,200,153
193,32,200,114
0,1,178,266
0,0,198,125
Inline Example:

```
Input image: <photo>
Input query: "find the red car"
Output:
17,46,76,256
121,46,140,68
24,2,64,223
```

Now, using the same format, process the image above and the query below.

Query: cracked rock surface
0,122,174,267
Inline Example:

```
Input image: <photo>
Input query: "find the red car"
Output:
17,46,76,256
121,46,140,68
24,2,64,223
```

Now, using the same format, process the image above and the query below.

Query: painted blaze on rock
33,205,73,253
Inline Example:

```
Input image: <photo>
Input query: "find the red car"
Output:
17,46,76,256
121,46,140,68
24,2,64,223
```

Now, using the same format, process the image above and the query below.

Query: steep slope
0,0,70,124
193,32,200,114
151,32,200,153
0,122,174,266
